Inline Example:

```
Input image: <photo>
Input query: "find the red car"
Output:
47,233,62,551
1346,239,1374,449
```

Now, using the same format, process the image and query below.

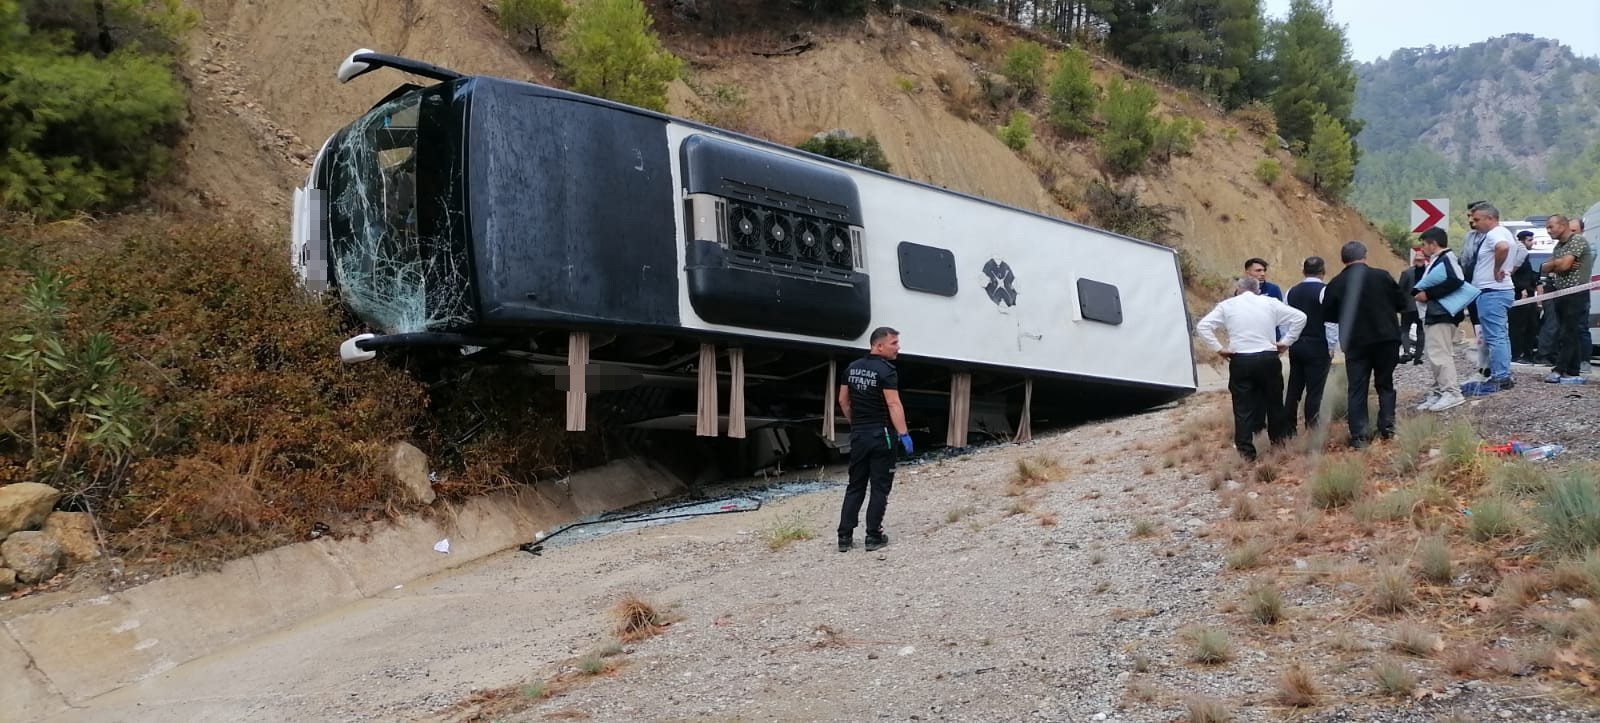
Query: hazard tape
1510,277,1600,307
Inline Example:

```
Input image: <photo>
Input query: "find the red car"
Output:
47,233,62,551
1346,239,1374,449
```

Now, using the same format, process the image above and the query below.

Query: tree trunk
94,0,114,54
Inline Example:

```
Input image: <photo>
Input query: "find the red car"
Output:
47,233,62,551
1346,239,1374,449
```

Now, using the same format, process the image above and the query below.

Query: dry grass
1184,625,1233,664
1368,566,1416,614
1246,583,1284,624
1390,415,1440,475
612,595,667,642
945,505,977,523
1443,643,1483,677
1012,454,1064,488
1418,536,1454,584
1493,572,1542,613
1492,458,1551,497
1388,622,1442,657
1184,697,1231,722
1553,548,1600,596
1373,659,1417,697
1275,662,1320,707
1311,455,1365,508
1131,518,1158,538
1225,540,1268,570
1438,420,1490,485
1229,495,1257,521
1132,652,1152,672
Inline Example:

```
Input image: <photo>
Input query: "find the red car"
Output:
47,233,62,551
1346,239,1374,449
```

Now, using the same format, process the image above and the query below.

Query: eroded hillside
169,0,1398,288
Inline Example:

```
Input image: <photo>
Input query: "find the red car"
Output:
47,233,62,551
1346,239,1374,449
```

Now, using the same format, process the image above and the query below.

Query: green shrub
797,132,892,172
999,110,1033,151
557,0,681,111
1153,117,1203,161
1000,41,1046,99
1255,158,1282,186
1492,458,1551,497
1045,48,1097,136
1098,76,1160,174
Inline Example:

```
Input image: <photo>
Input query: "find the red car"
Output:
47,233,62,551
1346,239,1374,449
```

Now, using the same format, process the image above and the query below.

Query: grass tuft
1390,415,1440,474
1553,548,1600,596
1184,697,1231,723
1467,496,1520,541
1311,455,1365,508
1131,518,1158,538
1438,420,1489,483
1012,454,1064,488
1247,583,1284,624
1225,540,1268,570
1443,644,1482,677
1184,625,1233,664
612,595,666,642
945,505,977,523
1230,495,1257,521
1368,566,1415,614
1492,458,1551,497
1388,622,1441,657
760,510,816,550
1536,469,1600,556
1373,659,1417,697
520,680,551,699
1418,536,1454,585
577,652,607,675
1276,662,1320,707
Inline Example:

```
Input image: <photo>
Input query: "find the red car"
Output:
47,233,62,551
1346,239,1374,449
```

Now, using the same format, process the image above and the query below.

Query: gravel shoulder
66,364,1600,723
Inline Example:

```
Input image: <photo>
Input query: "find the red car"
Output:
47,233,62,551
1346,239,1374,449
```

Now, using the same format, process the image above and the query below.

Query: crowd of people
1196,202,1594,461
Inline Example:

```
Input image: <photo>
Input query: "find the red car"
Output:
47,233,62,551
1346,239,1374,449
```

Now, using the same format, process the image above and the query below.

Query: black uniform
1284,279,1332,433
838,353,900,541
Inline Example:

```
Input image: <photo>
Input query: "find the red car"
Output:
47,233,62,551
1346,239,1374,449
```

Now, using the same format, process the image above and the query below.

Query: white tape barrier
1510,277,1600,308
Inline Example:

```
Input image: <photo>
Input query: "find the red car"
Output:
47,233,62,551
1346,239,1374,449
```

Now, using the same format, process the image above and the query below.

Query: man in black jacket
836,326,914,552
1323,241,1407,448
1284,256,1336,434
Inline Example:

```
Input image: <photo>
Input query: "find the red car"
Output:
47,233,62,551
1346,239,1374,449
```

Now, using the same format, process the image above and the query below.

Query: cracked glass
328,88,470,334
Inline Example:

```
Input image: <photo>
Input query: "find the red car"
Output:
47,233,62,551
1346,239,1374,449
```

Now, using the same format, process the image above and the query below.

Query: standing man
1466,204,1520,389
1323,241,1407,447
1196,277,1307,461
1397,250,1428,365
1511,230,1542,365
1541,215,1593,385
837,326,913,552
1245,258,1283,300
1412,227,1478,412
1284,257,1338,434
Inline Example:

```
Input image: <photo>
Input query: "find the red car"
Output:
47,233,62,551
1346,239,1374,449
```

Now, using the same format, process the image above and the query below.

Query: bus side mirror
337,48,379,84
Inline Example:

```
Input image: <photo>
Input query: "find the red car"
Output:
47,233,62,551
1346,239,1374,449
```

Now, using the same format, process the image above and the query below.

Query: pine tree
1306,111,1354,198
1046,47,1097,136
557,0,682,112
1099,76,1160,174
498,0,570,53
1268,0,1359,149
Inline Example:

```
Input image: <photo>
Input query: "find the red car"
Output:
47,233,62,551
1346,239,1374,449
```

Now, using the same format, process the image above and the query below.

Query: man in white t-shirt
1467,204,1521,388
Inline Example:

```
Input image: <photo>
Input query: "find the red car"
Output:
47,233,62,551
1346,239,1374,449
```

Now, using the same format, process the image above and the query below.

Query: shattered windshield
328,87,471,334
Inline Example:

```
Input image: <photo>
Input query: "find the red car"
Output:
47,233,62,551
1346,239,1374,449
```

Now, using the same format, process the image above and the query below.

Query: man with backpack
1411,228,1479,412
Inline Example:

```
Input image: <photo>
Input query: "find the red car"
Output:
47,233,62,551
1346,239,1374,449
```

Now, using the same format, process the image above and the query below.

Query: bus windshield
325,87,470,333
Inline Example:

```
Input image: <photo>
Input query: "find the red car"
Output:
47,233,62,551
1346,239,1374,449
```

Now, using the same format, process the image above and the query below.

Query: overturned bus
291,49,1197,470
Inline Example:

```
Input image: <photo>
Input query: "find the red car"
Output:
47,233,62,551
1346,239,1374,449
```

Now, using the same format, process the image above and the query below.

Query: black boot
864,530,889,551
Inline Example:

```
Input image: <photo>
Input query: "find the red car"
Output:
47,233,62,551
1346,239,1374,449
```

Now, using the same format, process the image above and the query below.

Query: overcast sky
1261,0,1600,63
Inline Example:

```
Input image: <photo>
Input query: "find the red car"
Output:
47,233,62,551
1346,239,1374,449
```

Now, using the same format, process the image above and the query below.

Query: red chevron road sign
1410,198,1448,233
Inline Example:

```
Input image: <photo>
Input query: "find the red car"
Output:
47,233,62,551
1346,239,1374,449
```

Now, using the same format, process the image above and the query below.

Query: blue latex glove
899,434,914,454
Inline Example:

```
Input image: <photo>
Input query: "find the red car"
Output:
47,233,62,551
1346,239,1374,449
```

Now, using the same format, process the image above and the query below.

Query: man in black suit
1323,241,1407,448
1284,256,1337,434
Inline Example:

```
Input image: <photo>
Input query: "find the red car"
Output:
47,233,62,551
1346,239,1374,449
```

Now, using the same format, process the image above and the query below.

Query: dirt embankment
169,1,1395,286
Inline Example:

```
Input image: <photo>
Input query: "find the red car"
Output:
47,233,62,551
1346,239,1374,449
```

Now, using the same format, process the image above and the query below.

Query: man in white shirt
1467,204,1521,388
1196,277,1309,461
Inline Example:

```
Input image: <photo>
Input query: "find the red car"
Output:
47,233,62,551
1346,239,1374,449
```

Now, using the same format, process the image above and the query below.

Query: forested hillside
1351,34,1600,228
